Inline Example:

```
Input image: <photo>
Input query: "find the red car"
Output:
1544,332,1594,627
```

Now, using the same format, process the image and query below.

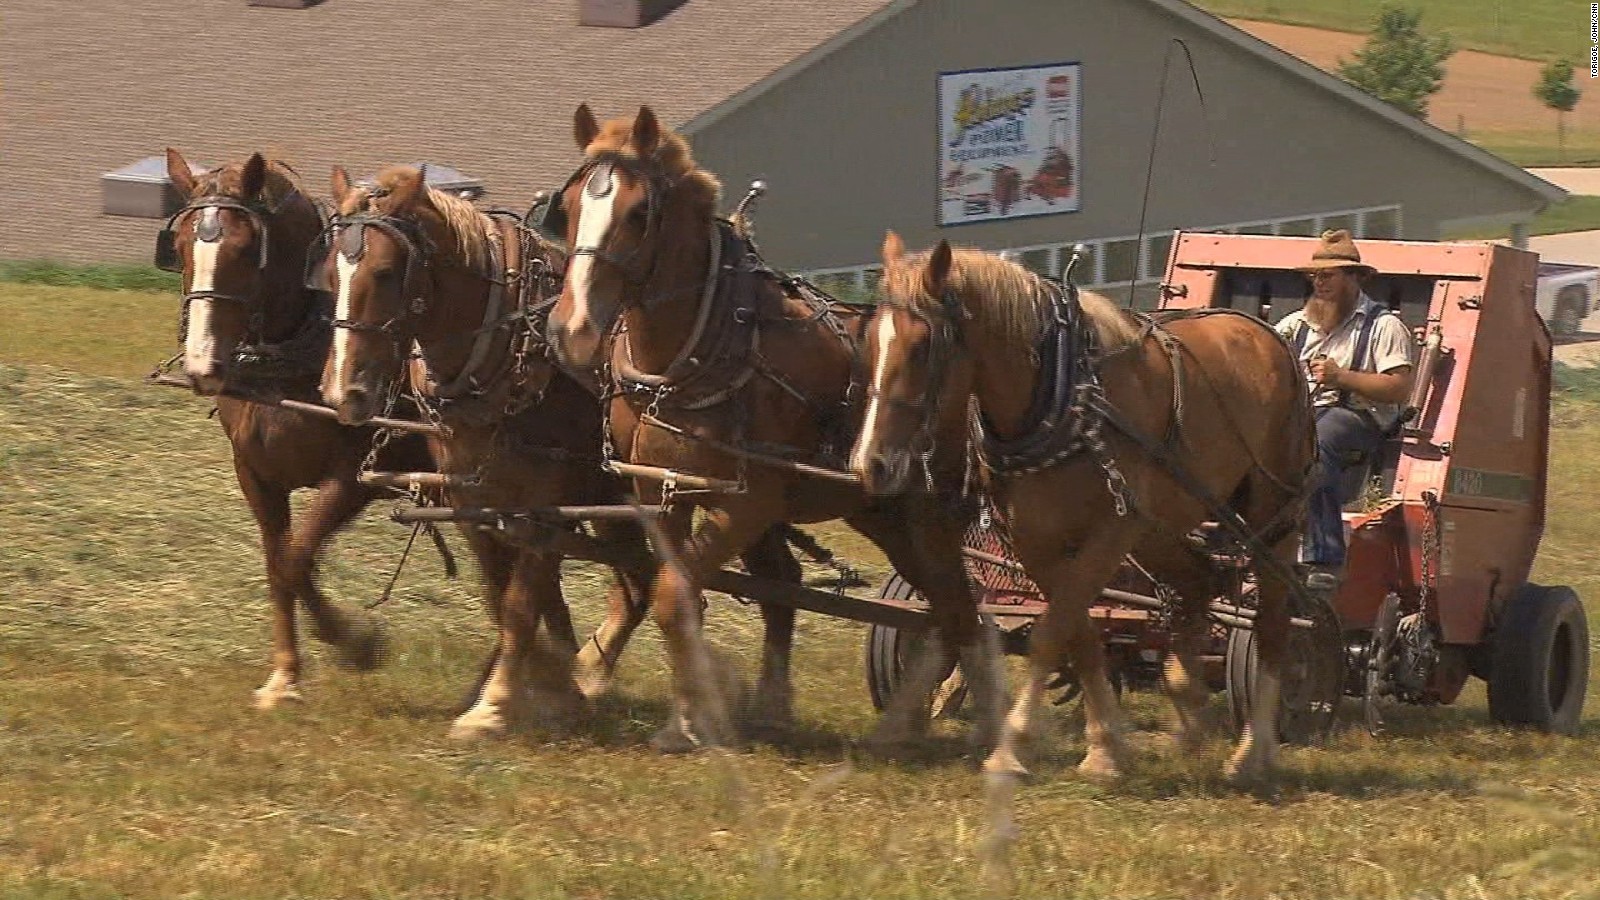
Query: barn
0,0,1562,305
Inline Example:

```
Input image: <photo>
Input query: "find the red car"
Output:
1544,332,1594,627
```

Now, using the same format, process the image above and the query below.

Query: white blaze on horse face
183,208,222,371
849,310,900,473
568,182,620,336
328,253,361,401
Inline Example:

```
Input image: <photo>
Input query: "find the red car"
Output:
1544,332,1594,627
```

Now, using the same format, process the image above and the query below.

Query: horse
316,164,813,738
848,234,1316,784
544,104,1006,753
160,148,444,709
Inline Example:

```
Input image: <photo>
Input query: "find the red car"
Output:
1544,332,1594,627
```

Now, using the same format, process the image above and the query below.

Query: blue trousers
1302,406,1383,567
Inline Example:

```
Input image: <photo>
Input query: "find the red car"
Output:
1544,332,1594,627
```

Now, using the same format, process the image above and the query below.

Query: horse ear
391,167,427,209
331,166,353,205
633,106,662,157
881,230,906,266
166,147,197,197
574,103,600,150
922,241,953,298
241,153,268,200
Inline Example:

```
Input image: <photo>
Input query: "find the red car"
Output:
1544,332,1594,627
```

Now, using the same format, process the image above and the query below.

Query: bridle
868,288,969,462
156,190,302,342
536,150,678,303
309,193,435,362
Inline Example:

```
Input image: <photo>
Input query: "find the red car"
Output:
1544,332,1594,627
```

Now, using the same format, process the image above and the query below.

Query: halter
869,287,969,462
155,191,296,342
309,197,435,361
537,150,677,304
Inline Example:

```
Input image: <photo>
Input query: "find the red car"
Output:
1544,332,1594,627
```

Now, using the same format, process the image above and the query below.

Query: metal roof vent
579,0,687,28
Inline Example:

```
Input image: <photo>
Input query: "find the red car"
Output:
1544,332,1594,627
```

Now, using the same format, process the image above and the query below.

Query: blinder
152,195,275,274
318,211,434,347
541,152,671,285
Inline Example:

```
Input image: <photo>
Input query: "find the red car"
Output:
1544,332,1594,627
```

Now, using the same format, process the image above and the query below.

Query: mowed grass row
3,284,1600,897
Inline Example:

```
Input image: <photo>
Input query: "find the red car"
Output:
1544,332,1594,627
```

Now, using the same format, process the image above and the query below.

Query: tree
1336,5,1455,118
1534,59,1581,163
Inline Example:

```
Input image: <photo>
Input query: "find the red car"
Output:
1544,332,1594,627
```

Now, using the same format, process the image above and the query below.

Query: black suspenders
1292,303,1383,409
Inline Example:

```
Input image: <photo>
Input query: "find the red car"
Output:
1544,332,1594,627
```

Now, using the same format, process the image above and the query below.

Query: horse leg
518,549,588,730
451,534,522,741
1225,530,1295,783
648,500,773,754
850,504,1005,754
234,462,301,709
574,517,655,699
283,477,387,671
1155,553,1219,753
987,522,1139,781
738,526,801,731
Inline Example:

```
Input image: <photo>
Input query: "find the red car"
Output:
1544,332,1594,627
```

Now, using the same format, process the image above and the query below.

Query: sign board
937,62,1081,225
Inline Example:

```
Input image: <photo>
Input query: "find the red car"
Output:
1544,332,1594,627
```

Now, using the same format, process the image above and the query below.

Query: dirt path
1227,19,1597,135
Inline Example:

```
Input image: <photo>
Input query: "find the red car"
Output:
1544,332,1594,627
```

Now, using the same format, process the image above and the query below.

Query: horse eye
627,206,648,227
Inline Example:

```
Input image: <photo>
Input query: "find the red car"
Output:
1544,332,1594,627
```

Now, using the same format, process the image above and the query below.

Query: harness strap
1336,303,1383,409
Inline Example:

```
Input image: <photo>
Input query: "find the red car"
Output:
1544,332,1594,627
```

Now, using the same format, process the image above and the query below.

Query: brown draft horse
850,235,1316,783
318,164,745,738
162,148,438,708
545,105,1006,752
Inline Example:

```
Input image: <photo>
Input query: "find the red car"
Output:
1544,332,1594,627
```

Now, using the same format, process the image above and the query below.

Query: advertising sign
937,62,1081,225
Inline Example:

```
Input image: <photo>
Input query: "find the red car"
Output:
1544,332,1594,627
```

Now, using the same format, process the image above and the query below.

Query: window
1320,212,1356,236
1362,207,1401,239
1278,217,1317,237
1145,233,1174,280
1019,247,1056,278
1102,238,1141,284
1237,221,1275,235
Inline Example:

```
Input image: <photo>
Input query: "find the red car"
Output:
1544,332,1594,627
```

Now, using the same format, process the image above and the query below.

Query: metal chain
358,377,406,483
1083,409,1132,517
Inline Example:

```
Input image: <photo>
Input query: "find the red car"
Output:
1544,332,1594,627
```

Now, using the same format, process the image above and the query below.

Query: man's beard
1302,293,1354,330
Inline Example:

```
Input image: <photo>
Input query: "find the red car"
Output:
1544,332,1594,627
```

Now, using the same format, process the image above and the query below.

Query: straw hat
1297,229,1375,275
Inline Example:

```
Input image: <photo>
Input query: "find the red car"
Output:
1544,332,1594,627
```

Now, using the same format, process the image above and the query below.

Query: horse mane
584,116,722,214
364,166,493,272
887,247,1140,353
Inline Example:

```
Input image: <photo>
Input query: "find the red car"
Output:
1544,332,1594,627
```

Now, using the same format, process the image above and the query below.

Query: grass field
1445,194,1600,240
1193,0,1588,63
4,283,1600,897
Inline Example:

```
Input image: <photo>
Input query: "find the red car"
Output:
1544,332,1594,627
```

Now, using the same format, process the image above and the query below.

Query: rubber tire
1555,286,1589,336
865,574,953,712
1225,594,1345,746
1488,584,1588,735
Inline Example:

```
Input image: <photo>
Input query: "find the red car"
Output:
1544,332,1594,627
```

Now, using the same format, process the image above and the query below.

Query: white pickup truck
1536,261,1600,335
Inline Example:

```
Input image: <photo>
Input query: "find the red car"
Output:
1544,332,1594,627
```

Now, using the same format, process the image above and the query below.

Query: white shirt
1274,293,1415,422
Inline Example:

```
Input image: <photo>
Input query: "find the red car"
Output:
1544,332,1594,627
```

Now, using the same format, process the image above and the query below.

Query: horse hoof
981,749,1029,780
573,664,614,700
336,619,389,672
449,707,508,743
741,686,795,734
649,722,703,754
253,671,303,710
1076,747,1126,781
253,683,303,710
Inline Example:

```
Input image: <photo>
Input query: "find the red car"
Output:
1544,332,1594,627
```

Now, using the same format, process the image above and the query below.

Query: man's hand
1308,356,1345,388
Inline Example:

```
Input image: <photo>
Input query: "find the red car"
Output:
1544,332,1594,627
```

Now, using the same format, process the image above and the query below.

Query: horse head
317,164,439,425
849,233,974,496
544,103,720,370
159,148,319,395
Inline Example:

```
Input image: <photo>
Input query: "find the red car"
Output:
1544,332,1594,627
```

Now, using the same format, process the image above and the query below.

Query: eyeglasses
1310,269,1349,282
